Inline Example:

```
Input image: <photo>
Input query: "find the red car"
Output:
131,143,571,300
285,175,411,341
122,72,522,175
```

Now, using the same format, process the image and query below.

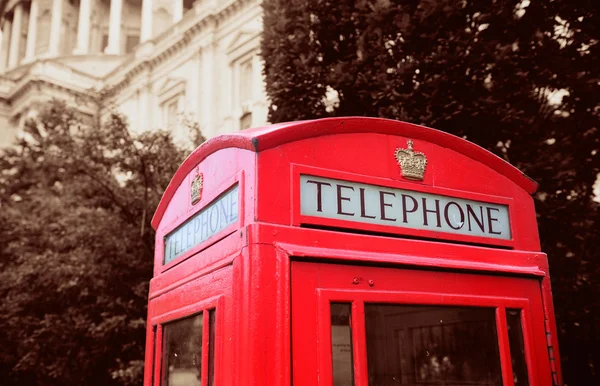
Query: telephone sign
300,174,511,240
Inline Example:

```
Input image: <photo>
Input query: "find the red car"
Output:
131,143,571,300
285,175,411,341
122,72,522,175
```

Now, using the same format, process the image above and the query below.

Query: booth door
291,262,553,386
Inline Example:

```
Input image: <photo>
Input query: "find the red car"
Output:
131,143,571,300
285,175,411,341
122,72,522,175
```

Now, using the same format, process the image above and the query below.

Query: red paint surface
151,117,537,230
145,118,561,386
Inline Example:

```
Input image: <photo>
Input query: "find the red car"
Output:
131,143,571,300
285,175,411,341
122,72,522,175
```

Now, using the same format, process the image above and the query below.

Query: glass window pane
162,313,203,386
208,309,216,386
365,304,502,386
331,303,355,386
507,309,530,386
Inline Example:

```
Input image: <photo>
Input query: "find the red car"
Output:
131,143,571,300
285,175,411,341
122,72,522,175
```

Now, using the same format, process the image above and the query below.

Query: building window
164,98,179,130
239,58,253,103
240,112,252,130
125,35,140,54
184,0,195,12
158,78,187,141
101,34,109,52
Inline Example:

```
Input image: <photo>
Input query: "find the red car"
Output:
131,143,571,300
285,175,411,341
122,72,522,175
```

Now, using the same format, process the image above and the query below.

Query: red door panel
291,261,552,386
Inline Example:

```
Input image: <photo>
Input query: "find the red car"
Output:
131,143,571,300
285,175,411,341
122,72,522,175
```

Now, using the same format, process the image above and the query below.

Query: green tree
0,100,189,385
262,0,599,384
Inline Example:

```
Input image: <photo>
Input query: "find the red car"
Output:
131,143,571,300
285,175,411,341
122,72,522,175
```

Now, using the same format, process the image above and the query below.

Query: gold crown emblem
395,140,427,181
190,169,203,205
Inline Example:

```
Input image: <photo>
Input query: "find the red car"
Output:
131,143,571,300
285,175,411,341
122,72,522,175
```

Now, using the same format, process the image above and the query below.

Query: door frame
291,260,551,386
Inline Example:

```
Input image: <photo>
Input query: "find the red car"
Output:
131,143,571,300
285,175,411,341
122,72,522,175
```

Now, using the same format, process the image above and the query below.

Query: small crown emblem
190,169,203,205
395,140,427,181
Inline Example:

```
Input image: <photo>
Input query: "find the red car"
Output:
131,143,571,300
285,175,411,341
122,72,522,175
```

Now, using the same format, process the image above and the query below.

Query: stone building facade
0,0,268,147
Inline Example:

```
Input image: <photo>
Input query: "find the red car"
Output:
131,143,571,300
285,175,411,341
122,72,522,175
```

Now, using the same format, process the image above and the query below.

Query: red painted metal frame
316,291,530,386
290,163,517,248
145,117,563,386
144,259,235,386
496,307,516,386
253,224,547,278
152,296,222,386
153,324,162,386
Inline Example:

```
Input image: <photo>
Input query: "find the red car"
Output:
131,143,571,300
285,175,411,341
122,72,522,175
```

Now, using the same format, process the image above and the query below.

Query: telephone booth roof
152,117,537,230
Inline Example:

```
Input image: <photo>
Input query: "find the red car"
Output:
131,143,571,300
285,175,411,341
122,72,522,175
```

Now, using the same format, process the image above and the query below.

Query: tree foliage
262,0,599,384
0,101,188,385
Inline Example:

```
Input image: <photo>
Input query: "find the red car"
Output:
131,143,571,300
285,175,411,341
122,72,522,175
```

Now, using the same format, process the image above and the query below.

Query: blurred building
0,0,268,147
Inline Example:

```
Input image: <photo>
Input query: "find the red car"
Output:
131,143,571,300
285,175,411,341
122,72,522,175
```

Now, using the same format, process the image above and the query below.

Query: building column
8,3,24,68
0,20,12,72
24,0,39,62
48,0,63,55
105,0,123,54
173,0,183,23
140,0,153,42
194,51,202,122
202,42,215,137
252,53,268,125
138,83,152,130
73,0,91,54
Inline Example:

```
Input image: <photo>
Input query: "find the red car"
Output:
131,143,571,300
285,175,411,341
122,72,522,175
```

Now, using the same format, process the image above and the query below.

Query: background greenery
262,0,598,385
0,103,195,385
0,0,597,385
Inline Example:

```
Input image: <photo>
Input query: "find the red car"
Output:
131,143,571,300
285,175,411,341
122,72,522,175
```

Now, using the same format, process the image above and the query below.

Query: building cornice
4,60,98,99
0,76,16,97
9,75,97,106
3,57,107,83
9,78,98,118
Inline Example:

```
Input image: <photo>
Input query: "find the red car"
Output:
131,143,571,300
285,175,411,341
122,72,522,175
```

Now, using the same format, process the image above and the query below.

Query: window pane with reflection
365,304,502,386
331,303,355,386
162,313,203,386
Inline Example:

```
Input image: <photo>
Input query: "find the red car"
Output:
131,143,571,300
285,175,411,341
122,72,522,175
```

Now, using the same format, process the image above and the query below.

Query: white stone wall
105,0,268,143
0,103,15,147
0,0,269,148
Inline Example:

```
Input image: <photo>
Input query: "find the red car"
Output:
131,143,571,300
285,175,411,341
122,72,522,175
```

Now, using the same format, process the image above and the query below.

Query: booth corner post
144,117,562,386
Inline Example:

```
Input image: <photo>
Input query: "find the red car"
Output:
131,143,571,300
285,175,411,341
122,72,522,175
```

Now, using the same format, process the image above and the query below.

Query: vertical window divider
208,309,217,386
351,301,368,386
151,325,157,386
201,310,210,386
154,324,163,386
496,307,516,386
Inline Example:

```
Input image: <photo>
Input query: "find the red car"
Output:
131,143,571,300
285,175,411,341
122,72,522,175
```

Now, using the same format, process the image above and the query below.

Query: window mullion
496,307,516,386
351,301,368,386
201,310,210,386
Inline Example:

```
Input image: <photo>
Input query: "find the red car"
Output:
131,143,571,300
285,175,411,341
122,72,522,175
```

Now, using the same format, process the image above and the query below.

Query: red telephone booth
144,117,562,386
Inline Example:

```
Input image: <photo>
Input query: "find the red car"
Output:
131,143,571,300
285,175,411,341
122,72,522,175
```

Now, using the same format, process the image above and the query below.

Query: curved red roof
152,117,537,229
